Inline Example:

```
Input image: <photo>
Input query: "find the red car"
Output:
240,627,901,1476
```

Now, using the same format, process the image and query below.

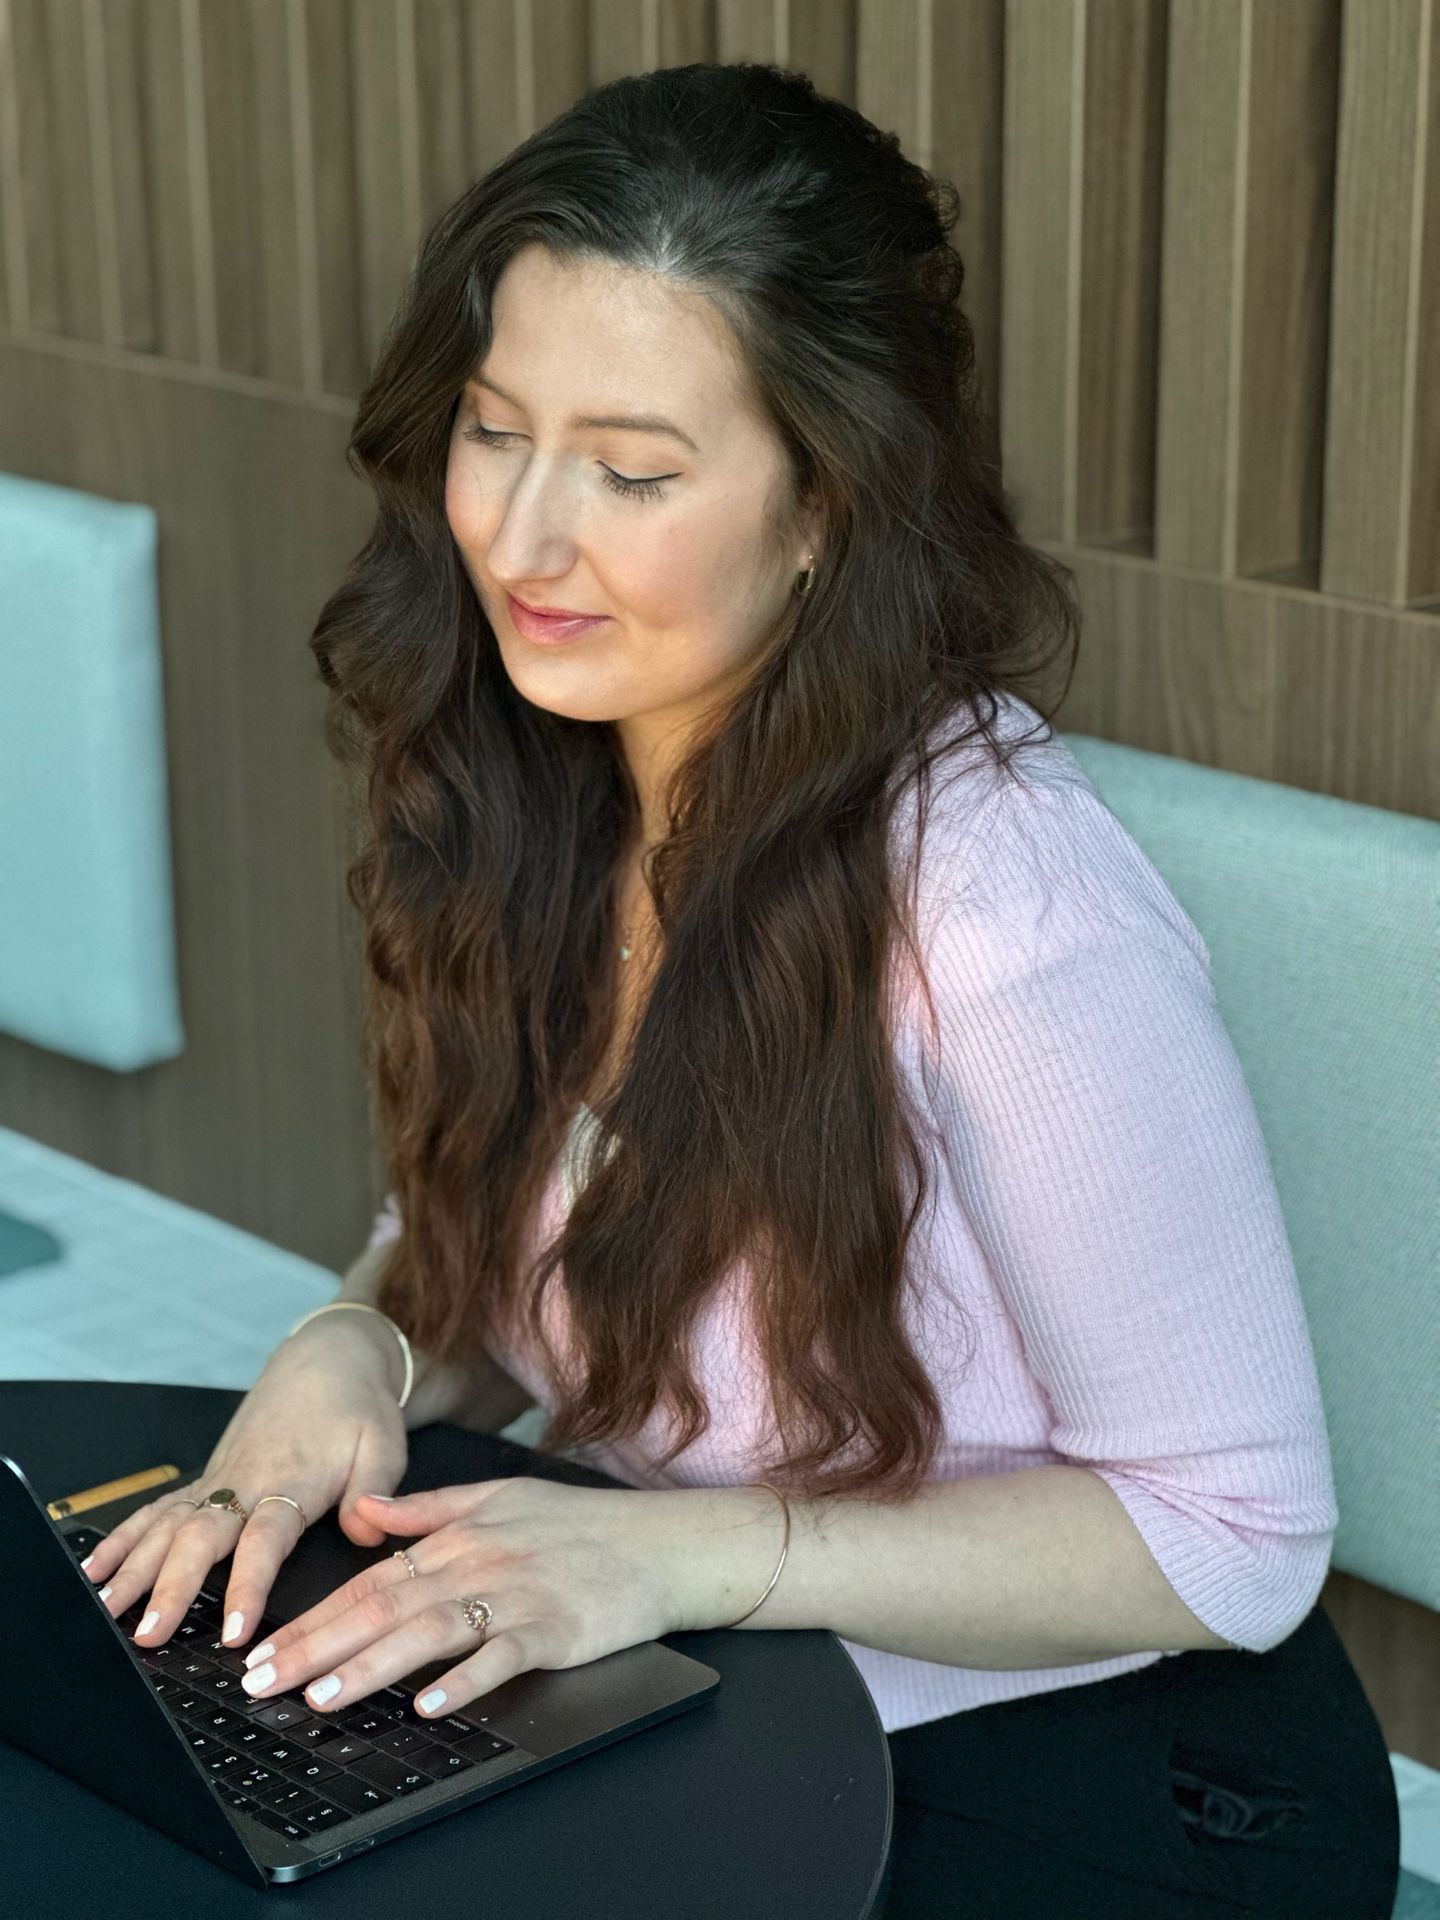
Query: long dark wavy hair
310,61,1080,1504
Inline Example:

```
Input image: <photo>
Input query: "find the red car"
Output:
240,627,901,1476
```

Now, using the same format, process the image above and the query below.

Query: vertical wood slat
999,0,1083,544
460,0,523,185
351,0,421,378
1153,0,1246,575
300,0,366,397
7,0,69,336
1324,0,1438,608
1076,0,1166,553
926,1,1007,474
195,0,264,376
0,0,18,328
96,0,160,354
588,0,654,85
1233,0,1338,591
131,0,202,365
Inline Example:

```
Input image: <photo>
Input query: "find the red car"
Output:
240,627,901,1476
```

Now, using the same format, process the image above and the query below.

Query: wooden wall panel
1325,0,1438,608
0,0,1434,1762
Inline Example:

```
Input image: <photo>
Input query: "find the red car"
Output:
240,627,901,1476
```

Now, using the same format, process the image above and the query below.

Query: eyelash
461,422,673,503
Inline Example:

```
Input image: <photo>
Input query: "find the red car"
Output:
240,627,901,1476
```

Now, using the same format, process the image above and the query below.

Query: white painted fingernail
80,1554,94,1569
307,1673,341,1707
222,1611,245,1643
137,1610,159,1636
242,1662,275,1693
98,1585,112,1601
244,1640,274,1668
418,1687,447,1715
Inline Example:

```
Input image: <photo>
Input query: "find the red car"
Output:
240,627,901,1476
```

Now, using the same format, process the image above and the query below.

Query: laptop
0,1451,720,1886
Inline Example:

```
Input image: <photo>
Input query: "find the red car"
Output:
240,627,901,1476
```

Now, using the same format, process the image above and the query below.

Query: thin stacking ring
252,1494,307,1529
173,1496,203,1511
393,1548,418,1579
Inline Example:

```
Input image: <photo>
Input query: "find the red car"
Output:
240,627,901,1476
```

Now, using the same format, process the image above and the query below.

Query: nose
483,455,586,589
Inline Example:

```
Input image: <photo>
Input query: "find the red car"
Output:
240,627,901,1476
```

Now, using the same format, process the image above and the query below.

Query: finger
131,1506,247,1645
88,1502,197,1621
401,1624,534,1722
245,1546,417,1667
337,1424,408,1547
77,1488,202,1586
217,1499,308,1649
241,1577,505,1717
352,1482,502,1534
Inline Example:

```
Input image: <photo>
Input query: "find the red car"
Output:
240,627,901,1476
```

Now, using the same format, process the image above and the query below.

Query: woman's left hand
236,1476,694,1723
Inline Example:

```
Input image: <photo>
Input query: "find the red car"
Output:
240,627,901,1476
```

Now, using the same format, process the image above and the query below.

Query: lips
503,590,608,645
511,593,597,619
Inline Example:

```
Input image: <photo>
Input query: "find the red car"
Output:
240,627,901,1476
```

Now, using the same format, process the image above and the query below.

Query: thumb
337,1424,407,1546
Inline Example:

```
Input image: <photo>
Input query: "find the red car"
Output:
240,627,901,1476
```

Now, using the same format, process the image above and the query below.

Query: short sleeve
365,1191,403,1252
917,773,1339,1653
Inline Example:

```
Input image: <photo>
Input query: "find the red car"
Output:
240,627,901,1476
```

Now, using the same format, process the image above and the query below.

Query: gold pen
47,1463,183,1521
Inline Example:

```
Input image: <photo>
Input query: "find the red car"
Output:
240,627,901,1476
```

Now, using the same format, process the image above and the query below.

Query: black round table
0,1382,891,1919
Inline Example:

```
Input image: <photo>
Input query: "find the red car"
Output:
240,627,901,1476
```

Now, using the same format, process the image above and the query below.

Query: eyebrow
467,374,700,454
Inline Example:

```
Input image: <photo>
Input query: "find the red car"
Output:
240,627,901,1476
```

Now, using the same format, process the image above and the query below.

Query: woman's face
445,243,818,813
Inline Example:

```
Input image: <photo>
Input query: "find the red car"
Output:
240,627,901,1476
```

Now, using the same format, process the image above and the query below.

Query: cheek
445,456,492,550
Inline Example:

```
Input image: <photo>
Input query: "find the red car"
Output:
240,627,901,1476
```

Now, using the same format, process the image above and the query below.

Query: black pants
875,1602,1400,1918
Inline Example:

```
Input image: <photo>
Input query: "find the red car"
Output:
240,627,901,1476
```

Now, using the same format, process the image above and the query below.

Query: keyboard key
292,1720,343,1750
325,1773,394,1815
258,1740,305,1769
193,1671,245,1700
197,1706,244,1736
149,1674,180,1699
201,1639,251,1675
411,1744,475,1780
203,1750,246,1778
234,1766,278,1795
349,1750,432,1797
248,1807,309,1842
423,1713,492,1745
335,1704,396,1736
174,1654,221,1683
65,1526,106,1557
293,1757,343,1790
250,1699,311,1733
185,1732,219,1756
453,1730,515,1764
226,1723,270,1753
375,1726,425,1758
406,1740,474,1779
254,1781,317,1816
301,1801,352,1833
324,1735,375,1765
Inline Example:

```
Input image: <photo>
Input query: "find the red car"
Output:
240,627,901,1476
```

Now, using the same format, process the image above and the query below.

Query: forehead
474,246,760,450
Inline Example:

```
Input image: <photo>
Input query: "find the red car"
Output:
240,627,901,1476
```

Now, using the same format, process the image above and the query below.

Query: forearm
288,1241,536,1435
670,1464,1233,1667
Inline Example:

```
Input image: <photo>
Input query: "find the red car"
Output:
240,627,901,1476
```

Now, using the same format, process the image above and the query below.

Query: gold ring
393,1548,418,1579
200,1487,250,1523
253,1493,307,1529
458,1596,492,1644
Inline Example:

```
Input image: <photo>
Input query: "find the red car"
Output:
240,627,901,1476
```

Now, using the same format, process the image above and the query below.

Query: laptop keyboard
64,1524,517,1845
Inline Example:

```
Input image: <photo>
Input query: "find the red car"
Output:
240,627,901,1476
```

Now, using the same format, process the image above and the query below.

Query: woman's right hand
76,1311,410,1655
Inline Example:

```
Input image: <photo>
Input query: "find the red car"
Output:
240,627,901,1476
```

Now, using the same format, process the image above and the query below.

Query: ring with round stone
200,1487,250,1523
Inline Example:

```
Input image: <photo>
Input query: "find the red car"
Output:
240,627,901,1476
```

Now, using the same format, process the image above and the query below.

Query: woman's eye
460,421,672,503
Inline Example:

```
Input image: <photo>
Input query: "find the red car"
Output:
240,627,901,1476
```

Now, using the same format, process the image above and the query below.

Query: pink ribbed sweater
365,694,1338,1735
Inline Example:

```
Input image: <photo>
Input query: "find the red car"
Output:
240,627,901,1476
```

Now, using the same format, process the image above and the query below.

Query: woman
81,63,1398,1916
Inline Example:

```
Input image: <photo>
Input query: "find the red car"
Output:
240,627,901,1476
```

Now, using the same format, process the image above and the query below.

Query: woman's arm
294,1237,538,1435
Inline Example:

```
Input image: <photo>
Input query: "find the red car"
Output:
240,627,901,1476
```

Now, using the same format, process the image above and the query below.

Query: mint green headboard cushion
0,473,184,1070
1061,731,1439,1614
